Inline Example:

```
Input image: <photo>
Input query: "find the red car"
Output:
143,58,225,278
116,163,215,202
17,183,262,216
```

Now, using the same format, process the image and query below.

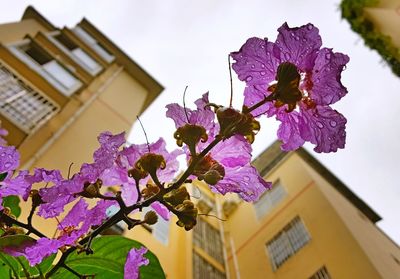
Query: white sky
0,1,399,244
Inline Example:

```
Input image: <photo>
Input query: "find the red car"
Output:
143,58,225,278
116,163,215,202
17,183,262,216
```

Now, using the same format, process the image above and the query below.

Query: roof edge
78,18,164,113
252,141,381,223
21,6,57,31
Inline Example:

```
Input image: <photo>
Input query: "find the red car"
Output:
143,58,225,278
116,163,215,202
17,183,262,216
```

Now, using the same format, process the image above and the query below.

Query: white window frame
254,179,286,220
46,31,102,76
73,26,115,63
7,39,82,97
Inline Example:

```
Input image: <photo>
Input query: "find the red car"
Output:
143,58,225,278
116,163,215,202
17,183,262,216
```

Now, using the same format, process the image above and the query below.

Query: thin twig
136,116,151,153
183,85,190,123
228,54,233,107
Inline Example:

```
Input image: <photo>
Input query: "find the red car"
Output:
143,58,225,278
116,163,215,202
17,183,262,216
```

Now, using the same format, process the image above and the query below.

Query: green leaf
0,251,56,278
0,172,7,182
0,235,35,249
52,236,165,279
3,195,21,218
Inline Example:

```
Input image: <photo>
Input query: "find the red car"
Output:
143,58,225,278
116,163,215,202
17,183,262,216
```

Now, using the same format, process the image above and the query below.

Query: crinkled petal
231,37,278,86
299,105,347,153
94,131,126,171
243,85,280,117
24,238,62,266
38,195,75,218
124,247,149,279
165,103,190,128
214,165,271,202
0,145,19,173
151,201,170,221
121,180,139,206
311,48,350,105
58,198,88,229
100,166,129,186
274,22,321,71
211,135,252,167
276,110,305,151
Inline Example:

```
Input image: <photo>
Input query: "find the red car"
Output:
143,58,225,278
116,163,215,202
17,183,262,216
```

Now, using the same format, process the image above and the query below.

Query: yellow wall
224,153,383,279
0,19,50,44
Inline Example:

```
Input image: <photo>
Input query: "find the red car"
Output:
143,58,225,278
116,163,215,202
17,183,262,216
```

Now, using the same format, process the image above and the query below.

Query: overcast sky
1,1,399,244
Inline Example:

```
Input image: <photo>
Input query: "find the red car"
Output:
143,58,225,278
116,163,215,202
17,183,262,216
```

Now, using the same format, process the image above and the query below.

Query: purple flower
151,201,170,221
0,145,19,174
124,247,149,279
231,23,349,153
166,96,271,201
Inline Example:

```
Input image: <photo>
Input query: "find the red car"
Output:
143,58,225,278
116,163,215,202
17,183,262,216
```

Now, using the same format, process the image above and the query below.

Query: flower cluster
231,22,349,153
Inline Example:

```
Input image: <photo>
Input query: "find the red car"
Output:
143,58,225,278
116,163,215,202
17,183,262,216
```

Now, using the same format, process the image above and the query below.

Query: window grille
0,63,58,132
309,266,331,279
193,218,224,264
193,252,226,279
266,217,310,270
254,179,286,220
73,26,115,63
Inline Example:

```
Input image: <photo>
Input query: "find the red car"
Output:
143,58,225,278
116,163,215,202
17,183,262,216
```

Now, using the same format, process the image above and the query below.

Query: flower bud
136,153,166,175
144,211,158,225
203,169,224,185
173,124,208,155
163,187,190,206
141,183,160,199
175,200,198,231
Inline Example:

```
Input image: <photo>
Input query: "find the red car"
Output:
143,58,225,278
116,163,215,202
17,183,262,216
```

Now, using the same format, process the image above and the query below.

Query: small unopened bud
141,183,160,199
163,186,190,206
144,211,158,225
203,170,224,185
136,153,166,175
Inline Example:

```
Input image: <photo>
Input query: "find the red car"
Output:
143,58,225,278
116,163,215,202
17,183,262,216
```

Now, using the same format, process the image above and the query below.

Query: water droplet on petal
261,63,266,68
284,53,291,60
330,120,337,127
243,176,250,181
4,162,11,168
246,76,253,82
315,78,320,83
302,38,307,42
325,53,331,60
251,64,255,69
1,152,5,157
295,36,300,41
316,121,324,128
260,71,266,76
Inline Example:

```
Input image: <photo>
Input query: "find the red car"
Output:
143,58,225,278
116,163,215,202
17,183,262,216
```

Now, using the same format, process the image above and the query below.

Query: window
103,204,126,235
0,63,58,132
193,252,226,279
142,207,170,245
193,218,224,264
195,191,216,215
254,180,286,220
48,32,102,75
8,41,82,96
73,26,115,63
266,217,310,270
309,266,331,279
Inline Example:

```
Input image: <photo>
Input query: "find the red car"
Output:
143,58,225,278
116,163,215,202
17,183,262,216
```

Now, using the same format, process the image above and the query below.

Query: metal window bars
0,62,58,133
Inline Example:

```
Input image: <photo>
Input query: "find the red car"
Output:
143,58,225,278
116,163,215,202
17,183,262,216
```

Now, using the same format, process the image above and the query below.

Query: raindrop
260,71,266,76
290,32,295,37
4,162,11,168
302,38,307,42
243,176,250,181
325,53,331,60
295,36,300,41
284,53,291,60
246,76,253,82
315,78,320,83
251,64,255,69
316,121,324,128
329,120,337,127
261,63,266,68
0,152,5,157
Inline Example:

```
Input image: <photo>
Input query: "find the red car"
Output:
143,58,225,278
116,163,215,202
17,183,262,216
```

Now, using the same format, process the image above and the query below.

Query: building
2,6,400,279
341,0,400,77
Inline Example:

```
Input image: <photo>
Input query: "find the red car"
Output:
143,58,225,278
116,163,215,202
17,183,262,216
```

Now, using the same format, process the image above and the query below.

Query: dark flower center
267,62,304,112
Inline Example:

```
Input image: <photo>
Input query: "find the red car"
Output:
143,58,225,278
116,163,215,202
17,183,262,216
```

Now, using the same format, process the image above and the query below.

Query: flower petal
0,145,19,173
243,85,280,117
214,165,271,202
124,247,149,279
211,135,252,167
299,105,347,153
311,48,350,105
276,110,305,151
274,22,321,71
231,37,278,86
151,201,170,221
